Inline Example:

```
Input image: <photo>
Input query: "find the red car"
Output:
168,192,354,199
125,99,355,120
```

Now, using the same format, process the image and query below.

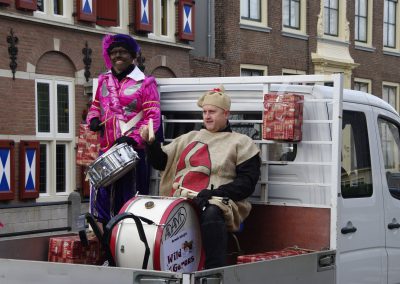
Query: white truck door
374,107,400,284
337,103,386,284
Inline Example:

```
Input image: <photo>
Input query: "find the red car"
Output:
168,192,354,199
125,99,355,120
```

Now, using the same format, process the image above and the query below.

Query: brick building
2,0,400,236
192,0,400,111
0,0,195,236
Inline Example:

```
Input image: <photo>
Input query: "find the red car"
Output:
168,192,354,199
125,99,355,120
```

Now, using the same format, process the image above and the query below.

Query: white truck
1,73,400,284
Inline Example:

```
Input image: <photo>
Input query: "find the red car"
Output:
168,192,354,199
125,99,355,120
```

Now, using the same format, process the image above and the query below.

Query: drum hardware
111,196,204,272
86,143,140,188
80,211,155,269
145,201,155,209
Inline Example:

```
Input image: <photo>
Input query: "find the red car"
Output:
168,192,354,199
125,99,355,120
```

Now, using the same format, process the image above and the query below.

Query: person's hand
139,123,155,144
89,118,103,132
193,189,214,210
114,136,138,147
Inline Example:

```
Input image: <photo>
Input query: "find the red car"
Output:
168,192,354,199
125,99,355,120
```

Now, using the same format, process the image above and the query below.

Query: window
384,0,397,48
241,0,261,22
355,0,368,42
283,0,300,29
354,81,368,92
149,0,175,41
378,118,400,200
240,0,268,30
324,0,339,36
383,83,398,111
34,0,72,23
240,64,268,76
341,111,373,198
36,79,73,197
354,78,371,93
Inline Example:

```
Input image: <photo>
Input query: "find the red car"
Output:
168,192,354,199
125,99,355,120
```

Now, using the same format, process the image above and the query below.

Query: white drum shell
111,196,203,272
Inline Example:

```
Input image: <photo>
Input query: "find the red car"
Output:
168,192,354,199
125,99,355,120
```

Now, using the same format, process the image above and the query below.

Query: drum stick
99,116,112,126
148,118,154,141
173,184,225,202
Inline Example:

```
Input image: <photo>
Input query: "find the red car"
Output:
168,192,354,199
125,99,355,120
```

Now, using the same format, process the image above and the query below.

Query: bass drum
110,196,204,272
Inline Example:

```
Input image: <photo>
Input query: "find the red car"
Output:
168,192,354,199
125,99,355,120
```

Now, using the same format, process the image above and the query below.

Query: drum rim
153,198,205,272
110,196,205,271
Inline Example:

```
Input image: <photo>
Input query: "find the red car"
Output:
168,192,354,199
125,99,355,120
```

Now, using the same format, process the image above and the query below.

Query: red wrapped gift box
237,247,312,264
262,93,304,141
48,234,105,265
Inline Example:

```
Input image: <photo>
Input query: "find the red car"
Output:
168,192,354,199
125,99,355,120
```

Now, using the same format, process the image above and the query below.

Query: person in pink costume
86,34,161,226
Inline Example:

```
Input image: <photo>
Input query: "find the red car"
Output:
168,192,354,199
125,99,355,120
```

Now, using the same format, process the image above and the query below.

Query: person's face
202,105,229,132
109,47,134,73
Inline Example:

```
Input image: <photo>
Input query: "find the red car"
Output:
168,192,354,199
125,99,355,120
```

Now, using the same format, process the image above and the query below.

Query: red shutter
0,140,15,201
19,141,40,200
178,0,195,41
15,0,37,11
97,0,119,26
135,0,153,33
0,0,11,5
77,0,97,22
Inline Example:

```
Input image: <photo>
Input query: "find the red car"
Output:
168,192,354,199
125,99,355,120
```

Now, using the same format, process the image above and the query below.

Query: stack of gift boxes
262,93,304,142
48,234,105,265
237,247,312,264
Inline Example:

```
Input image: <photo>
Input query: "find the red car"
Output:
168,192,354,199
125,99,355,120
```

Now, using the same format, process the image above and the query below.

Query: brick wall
0,11,192,205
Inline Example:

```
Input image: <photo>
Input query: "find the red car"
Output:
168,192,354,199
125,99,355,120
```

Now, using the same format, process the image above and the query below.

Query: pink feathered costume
86,34,161,223
86,68,160,151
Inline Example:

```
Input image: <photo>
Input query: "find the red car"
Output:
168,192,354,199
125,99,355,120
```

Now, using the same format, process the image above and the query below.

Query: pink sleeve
86,76,104,124
130,76,161,147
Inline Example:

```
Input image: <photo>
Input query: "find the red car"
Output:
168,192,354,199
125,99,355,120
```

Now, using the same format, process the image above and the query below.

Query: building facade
192,0,400,112
0,0,195,235
2,0,400,236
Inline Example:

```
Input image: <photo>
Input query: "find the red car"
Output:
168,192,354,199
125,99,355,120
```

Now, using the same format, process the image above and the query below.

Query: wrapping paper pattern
76,123,100,166
48,234,105,265
237,247,313,264
263,93,304,141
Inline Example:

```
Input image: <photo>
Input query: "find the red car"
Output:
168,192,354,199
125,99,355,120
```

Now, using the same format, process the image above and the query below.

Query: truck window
163,112,262,140
341,110,373,198
163,111,297,161
378,117,400,200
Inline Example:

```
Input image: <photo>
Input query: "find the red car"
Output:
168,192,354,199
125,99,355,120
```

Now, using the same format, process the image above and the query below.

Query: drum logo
164,206,187,241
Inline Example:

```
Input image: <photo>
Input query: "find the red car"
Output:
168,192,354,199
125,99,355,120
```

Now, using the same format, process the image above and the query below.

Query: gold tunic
160,129,260,231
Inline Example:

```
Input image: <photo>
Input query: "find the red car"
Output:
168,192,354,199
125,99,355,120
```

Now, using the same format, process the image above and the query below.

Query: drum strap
103,212,154,268
119,111,143,135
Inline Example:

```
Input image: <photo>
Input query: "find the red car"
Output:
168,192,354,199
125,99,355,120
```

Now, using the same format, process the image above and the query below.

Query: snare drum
86,143,139,188
110,196,204,272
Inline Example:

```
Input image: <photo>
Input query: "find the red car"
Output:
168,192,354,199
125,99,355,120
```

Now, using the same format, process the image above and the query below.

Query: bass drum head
110,196,204,272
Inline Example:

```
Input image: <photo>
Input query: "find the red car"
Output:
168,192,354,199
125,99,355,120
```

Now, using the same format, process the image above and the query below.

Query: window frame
382,82,400,112
324,0,339,36
383,0,399,49
148,0,176,42
355,0,368,43
377,116,400,200
341,110,373,199
240,0,269,30
33,0,73,24
355,0,374,48
240,64,268,76
282,68,306,75
354,78,372,93
35,77,75,200
283,0,301,30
